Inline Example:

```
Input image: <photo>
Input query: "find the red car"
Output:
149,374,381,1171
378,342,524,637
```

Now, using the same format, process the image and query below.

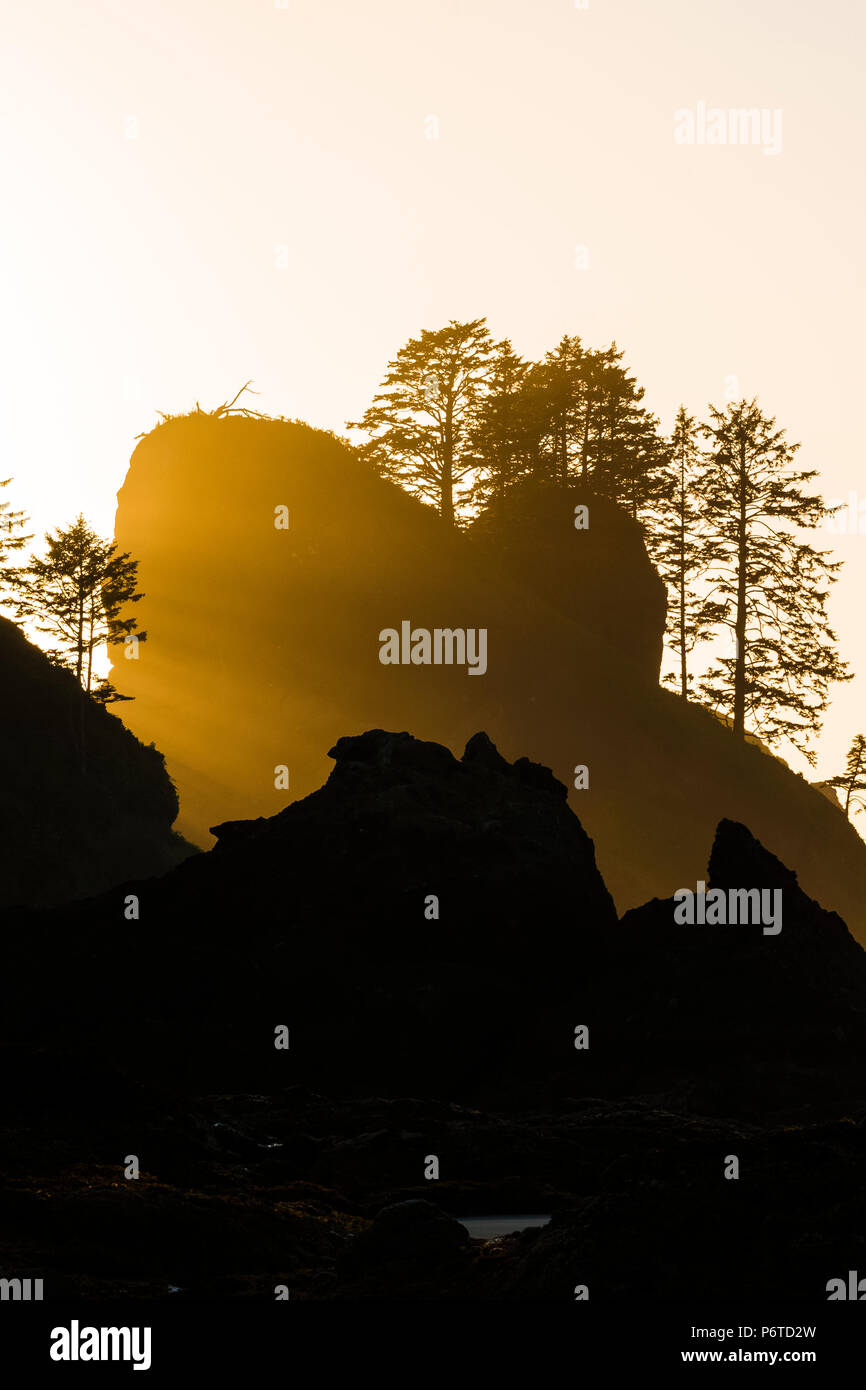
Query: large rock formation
110,413,866,943
0,616,194,907
5,729,865,1114
470,479,667,679
3,731,617,1102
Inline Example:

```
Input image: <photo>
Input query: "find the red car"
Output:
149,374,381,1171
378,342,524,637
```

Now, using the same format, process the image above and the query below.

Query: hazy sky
2,0,864,781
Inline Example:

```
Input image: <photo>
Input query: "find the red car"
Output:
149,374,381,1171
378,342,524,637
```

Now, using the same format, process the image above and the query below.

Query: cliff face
0,616,194,907
110,413,866,942
470,480,667,681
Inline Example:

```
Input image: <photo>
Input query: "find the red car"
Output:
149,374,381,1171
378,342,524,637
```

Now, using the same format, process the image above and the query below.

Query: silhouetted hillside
0,615,195,906
110,414,866,942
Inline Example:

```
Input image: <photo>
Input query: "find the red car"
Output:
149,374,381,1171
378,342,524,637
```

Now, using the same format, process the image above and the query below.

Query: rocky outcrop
110,413,866,943
470,479,667,679
4,730,865,1117
2,731,616,1106
606,818,866,1117
210,727,616,945
339,1200,470,1280
0,616,195,907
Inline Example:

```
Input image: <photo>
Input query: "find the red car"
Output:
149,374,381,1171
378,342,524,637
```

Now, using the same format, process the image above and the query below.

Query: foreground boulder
340,1200,470,1277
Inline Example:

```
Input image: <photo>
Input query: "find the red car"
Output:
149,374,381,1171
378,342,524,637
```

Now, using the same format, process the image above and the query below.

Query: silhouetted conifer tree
470,339,533,504
472,335,666,520
347,318,496,526
527,335,588,484
589,349,668,520
697,399,850,762
655,407,726,699
0,477,31,601
826,734,866,818
8,514,145,703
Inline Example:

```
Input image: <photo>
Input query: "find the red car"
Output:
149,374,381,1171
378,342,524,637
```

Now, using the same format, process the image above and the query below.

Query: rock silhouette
111,414,866,944
0,615,194,907
340,1199,470,1278
1,729,865,1298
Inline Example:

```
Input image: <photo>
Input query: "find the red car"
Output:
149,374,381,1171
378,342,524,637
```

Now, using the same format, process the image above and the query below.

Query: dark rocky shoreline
2,730,865,1299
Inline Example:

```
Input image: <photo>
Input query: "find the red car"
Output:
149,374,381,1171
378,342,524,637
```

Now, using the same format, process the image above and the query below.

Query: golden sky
2,0,864,781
